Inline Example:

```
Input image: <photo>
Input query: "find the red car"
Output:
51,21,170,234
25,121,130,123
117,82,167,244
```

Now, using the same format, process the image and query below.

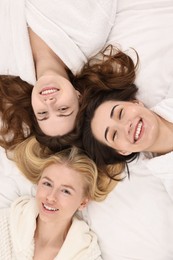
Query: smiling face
31,75,80,136
36,163,88,223
91,100,161,155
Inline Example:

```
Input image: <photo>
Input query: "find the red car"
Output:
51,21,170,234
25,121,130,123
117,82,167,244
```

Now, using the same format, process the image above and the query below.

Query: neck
28,27,69,80
35,52,69,80
35,217,72,247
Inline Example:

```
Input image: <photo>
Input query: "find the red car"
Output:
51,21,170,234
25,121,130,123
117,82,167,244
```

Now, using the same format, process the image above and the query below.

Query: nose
44,96,56,104
46,190,57,203
114,119,132,135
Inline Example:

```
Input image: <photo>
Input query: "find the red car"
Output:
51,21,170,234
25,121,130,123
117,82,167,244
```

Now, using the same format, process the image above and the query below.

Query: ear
78,198,89,211
76,90,81,99
118,150,132,156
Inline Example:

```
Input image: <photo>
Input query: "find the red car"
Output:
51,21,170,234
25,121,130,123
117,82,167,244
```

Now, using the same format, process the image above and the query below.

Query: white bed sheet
0,0,173,259
84,155,173,260
107,0,173,107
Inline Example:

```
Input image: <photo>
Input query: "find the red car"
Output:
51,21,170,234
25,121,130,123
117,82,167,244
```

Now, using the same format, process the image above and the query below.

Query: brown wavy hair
73,46,140,180
46,45,139,151
0,75,33,150
0,45,138,155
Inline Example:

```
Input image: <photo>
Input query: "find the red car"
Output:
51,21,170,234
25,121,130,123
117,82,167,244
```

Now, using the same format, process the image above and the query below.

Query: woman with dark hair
0,0,118,150
0,0,116,145
79,84,173,198
81,84,139,168
0,43,137,152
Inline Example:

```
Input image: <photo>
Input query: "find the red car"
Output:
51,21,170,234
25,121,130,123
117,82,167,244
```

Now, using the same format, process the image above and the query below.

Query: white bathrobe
143,98,173,202
0,0,117,85
0,196,102,260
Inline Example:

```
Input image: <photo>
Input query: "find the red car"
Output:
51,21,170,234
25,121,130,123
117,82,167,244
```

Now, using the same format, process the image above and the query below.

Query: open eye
58,106,68,113
43,181,52,187
38,111,48,115
37,111,48,120
61,188,71,195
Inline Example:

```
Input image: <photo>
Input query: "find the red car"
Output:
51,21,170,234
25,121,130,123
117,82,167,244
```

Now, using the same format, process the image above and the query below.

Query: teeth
43,204,58,211
134,121,142,141
41,89,58,95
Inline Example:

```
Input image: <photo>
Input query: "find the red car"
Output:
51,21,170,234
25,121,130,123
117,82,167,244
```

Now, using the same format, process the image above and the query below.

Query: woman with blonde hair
0,136,116,259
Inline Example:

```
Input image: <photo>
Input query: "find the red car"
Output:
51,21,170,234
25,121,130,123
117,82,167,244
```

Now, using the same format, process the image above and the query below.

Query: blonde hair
13,137,117,201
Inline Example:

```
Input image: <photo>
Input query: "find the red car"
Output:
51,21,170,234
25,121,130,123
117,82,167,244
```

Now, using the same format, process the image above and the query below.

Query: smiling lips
134,120,143,142
40,88,59,95
43,203,59,212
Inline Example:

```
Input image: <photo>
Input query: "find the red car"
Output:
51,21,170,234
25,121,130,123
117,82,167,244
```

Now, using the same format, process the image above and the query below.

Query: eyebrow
42,176,76,192
42,176,53,182
104,105,119,141
37,111,73,121
61,184,76,192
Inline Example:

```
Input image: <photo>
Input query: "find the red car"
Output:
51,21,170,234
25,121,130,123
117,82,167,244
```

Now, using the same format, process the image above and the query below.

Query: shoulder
0,207,10,222
71,216,102,260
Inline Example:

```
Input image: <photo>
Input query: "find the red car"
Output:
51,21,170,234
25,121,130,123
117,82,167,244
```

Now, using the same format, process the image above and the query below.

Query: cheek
36,187,45,200
31,94,38,111
67,92,79,106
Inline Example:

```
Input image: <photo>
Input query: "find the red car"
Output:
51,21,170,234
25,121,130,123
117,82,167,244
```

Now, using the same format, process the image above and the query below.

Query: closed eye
119,108,123,119
112,131,117,141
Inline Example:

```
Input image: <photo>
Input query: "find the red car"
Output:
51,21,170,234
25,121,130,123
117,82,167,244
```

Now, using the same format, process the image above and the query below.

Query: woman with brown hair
1,0,126,152
0,43,137,152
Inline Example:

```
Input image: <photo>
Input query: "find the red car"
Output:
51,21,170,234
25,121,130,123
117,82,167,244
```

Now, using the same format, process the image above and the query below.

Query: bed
1,0,173,259
83,1,173,259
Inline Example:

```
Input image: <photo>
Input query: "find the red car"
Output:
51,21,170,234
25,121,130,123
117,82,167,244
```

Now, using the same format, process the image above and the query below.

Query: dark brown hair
0,75,75,152
79,86,139,179
0,45,139,155
73,46,140,179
